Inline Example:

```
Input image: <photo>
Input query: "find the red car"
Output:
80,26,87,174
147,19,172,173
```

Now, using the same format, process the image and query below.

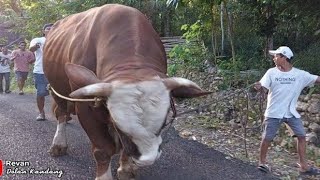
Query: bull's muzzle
132,149,162,167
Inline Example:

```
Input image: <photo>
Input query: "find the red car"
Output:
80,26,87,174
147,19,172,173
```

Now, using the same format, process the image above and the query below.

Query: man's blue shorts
34,73,49,97
15,71,28,80
262,117,306,141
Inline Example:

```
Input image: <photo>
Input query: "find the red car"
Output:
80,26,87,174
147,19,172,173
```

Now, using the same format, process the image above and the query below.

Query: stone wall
298,94,320,145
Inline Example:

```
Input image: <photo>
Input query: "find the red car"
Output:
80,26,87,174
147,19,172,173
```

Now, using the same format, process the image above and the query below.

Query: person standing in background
29,23,53,121
11,41,35,95
0,46,13,94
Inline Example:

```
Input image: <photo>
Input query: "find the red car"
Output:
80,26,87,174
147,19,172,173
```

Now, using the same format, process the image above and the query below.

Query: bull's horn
163,77,212,98
162,77,201,90
69,83,112,97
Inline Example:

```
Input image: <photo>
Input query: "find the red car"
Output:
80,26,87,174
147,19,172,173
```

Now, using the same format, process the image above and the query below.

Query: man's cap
269,46,293,59
43,23,53,30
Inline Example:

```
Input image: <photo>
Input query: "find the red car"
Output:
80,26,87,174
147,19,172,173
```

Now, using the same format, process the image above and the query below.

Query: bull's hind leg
49,97,70,156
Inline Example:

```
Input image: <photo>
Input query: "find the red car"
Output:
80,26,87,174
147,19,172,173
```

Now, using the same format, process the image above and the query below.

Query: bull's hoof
117,169,136,180
48,145,67,156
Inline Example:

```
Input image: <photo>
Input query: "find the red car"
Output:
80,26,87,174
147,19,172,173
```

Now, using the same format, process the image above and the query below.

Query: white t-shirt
260,67,318,118
30,37,46,74
0,52,12,73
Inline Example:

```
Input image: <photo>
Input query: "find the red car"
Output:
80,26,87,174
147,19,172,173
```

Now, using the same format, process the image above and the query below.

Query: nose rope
48,85,105,103
156,96,177,137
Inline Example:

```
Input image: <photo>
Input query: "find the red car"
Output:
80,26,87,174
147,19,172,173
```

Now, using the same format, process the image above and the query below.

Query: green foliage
168,21,211,76
215,54,265,90
1,0,319,85
20,0,67,39
306,146,320,166
293,42,320,93
293,42,320,75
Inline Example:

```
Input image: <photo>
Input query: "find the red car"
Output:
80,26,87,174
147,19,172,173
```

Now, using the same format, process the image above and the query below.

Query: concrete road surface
0,92,278,180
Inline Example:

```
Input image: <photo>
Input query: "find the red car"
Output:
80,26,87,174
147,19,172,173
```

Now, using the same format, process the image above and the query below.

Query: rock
273,136,282,145
299,95,306,101
280,139,289,147
302,120,309,127
306,132,319,145
281,171,289,176
180,130,193,138
309,123,320,133
304,94,311,102
207,67,216,74
297,101,309,112
307,101,320,114
311,94,320,99
228,119,239,130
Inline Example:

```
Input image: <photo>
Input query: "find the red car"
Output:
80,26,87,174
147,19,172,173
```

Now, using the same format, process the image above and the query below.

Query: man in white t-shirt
255,46,320,175
29,23,53,121
0,46,13,93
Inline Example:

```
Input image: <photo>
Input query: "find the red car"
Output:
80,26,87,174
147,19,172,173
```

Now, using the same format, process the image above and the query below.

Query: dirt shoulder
173,105,320,180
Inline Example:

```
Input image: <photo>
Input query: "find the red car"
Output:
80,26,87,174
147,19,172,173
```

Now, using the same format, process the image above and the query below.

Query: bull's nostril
159,143,163,152
156,150,162,160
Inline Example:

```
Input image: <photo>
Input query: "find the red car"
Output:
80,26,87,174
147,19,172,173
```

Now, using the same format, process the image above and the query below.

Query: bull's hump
93,4,142,20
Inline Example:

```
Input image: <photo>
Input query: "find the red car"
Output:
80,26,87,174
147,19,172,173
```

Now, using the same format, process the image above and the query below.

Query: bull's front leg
117,150,138,180
49,114,68,156
94,148,113,180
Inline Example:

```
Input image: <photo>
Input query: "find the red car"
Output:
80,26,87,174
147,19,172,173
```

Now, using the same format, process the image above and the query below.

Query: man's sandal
257,164,271,173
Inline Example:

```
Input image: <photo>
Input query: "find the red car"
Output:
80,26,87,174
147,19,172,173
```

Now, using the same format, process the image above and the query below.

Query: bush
294,42,320,75
168,21,212,76
293,42,320,93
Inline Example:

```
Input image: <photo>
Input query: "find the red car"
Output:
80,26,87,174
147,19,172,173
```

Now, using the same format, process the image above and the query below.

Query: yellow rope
48,85,105,103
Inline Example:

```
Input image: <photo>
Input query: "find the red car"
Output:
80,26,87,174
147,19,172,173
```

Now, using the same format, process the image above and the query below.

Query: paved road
0,92,279,180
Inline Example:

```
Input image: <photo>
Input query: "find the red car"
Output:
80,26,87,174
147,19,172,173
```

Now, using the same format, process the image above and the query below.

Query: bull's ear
163,77,212,98
65,63,101,87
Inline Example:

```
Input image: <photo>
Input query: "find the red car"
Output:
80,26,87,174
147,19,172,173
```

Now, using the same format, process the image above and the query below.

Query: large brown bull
44,4,209,180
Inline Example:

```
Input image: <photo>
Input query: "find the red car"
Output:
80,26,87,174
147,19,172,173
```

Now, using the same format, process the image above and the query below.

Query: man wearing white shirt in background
0,46,13,94
29,23,53,121
255,46,320,175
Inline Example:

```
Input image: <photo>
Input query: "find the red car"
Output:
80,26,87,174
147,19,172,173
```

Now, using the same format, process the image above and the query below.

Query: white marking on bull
107,80,170,166
95,163,113,180
52,122,67,149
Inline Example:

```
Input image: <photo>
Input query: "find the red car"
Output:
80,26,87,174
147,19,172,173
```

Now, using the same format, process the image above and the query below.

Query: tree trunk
220,2,225,56
211,5,217,65
264,4,274,57
164,8,172,36
225,1,236,65
9,0,23,17
265,36,273,58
